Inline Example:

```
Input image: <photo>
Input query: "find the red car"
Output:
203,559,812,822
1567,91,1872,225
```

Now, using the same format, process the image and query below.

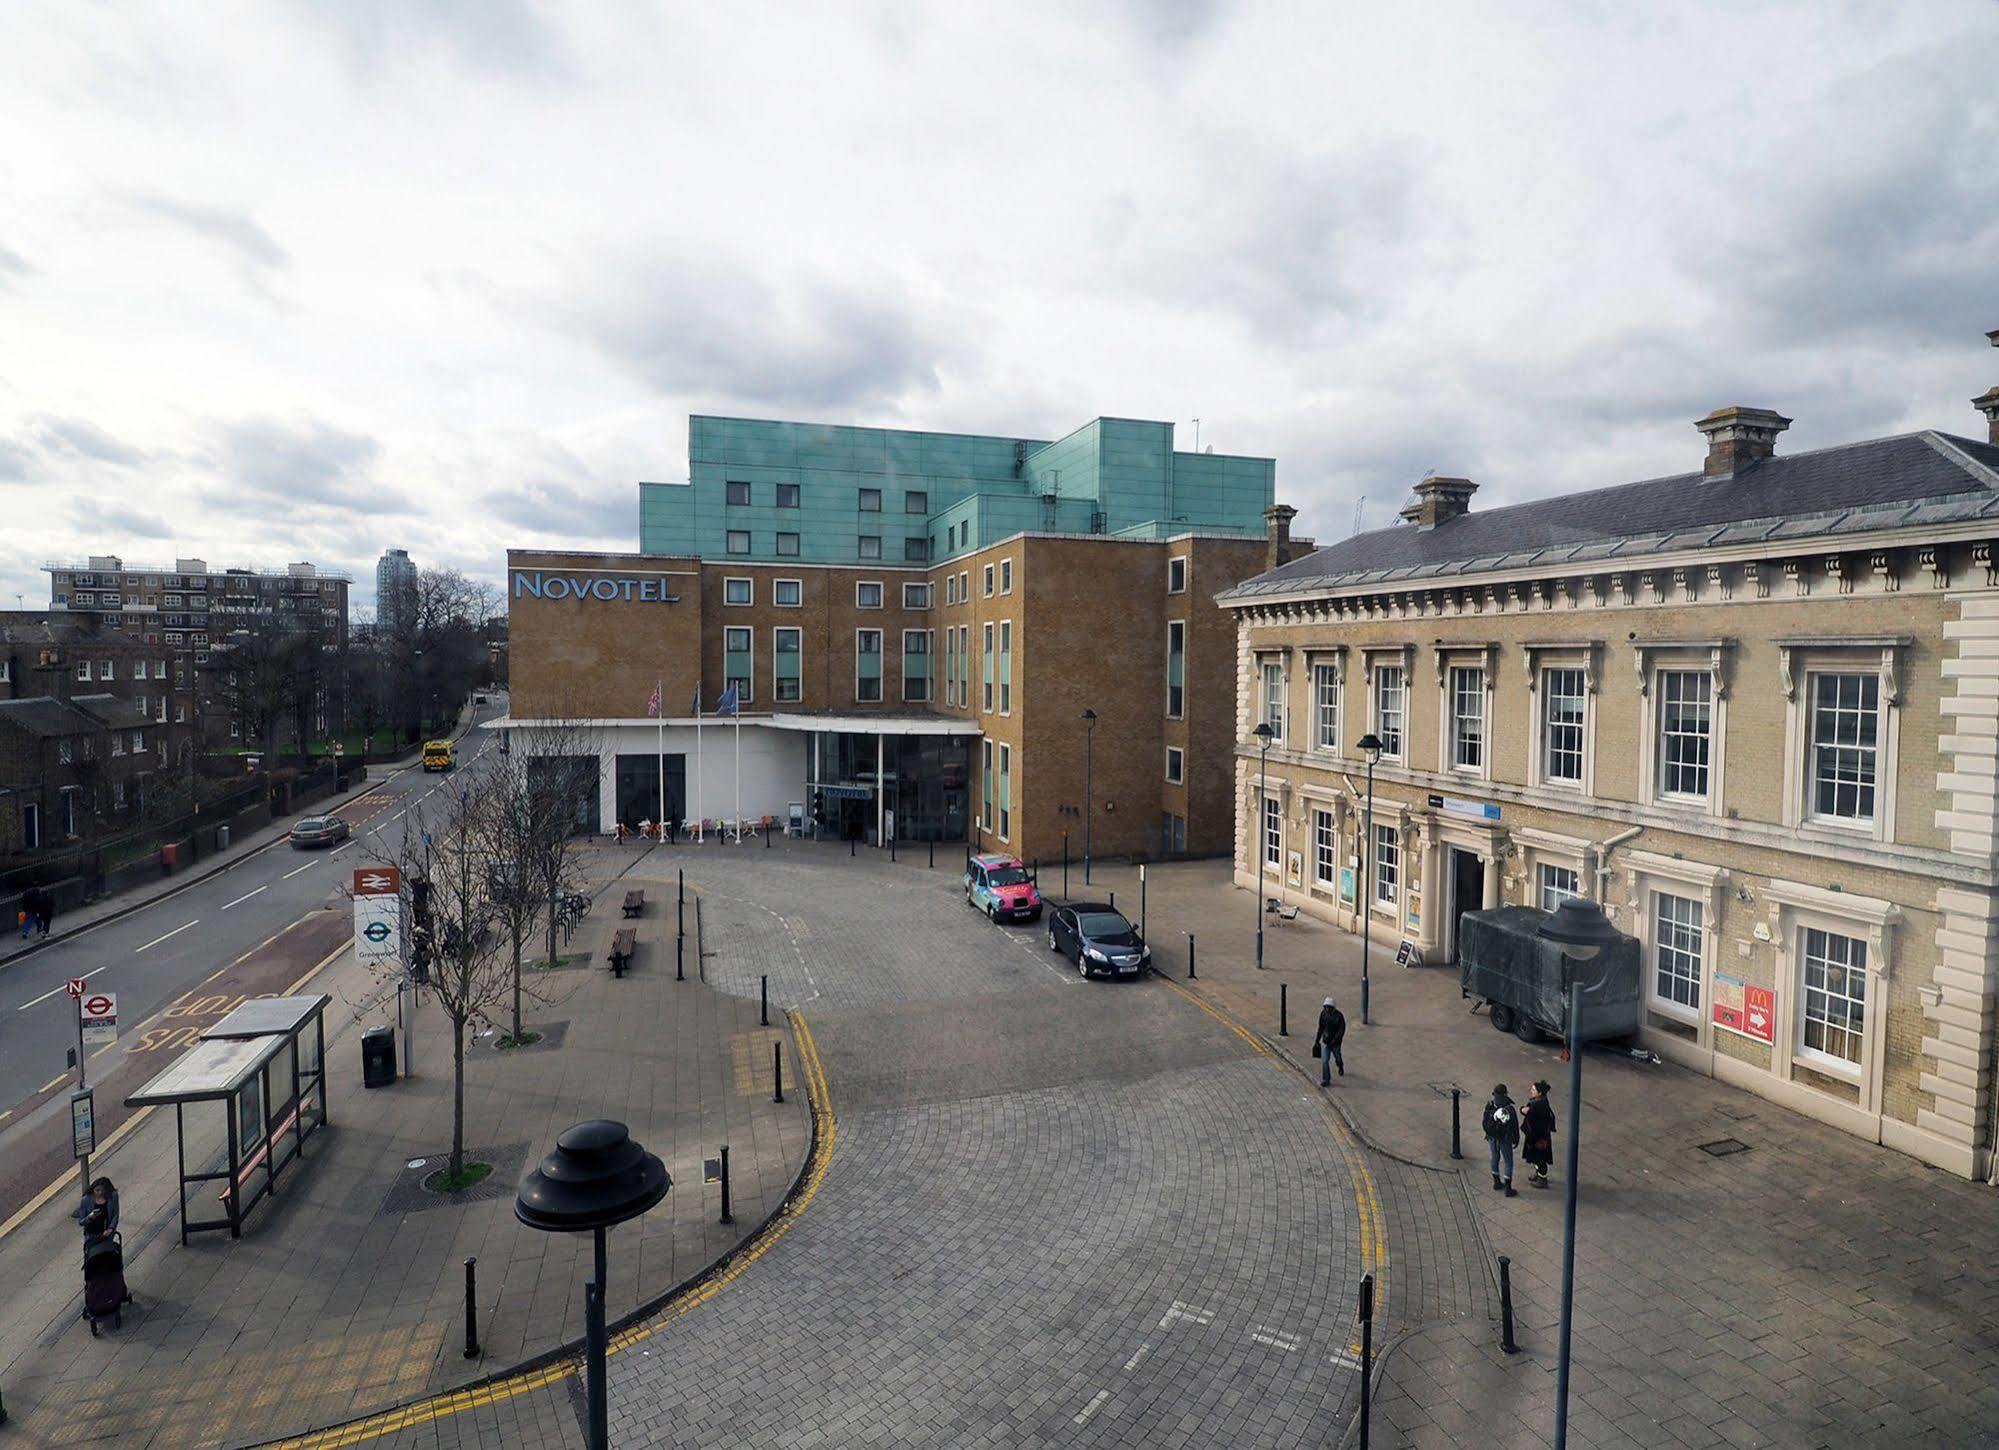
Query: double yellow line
276,1013,835,1450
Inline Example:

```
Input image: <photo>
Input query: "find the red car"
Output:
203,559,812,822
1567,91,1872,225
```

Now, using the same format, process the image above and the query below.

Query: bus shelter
126,993,330,1243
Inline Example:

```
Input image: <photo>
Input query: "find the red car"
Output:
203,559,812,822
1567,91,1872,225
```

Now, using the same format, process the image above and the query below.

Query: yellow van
422,740,455,772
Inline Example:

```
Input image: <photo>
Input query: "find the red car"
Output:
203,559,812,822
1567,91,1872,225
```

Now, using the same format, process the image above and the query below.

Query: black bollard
773,1041,784,1103
1451,1087,1463,1159
850,835,856,858
1280,982,1288,1036
765,823,771,849
463,1257,480,1358
1109,890,1115,913
720,1144,733,1224
890,831,896,862
696,898,704,981
1498,1255,1519,1354
1187,932,1196,979
1359,1272,1375,1450
929,838,935,869
1140,866,1147,941
761,974,769,1027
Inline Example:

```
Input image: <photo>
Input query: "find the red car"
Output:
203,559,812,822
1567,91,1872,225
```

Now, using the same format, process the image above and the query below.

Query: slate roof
0,698,95,738
1222,431,1999,600
69,694,150,729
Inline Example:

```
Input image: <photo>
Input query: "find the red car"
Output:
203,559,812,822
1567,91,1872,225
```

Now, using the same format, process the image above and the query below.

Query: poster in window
1712,973,1775,1045
1286,851,1303,889
1338,867,1356,907
1404,887,1421,932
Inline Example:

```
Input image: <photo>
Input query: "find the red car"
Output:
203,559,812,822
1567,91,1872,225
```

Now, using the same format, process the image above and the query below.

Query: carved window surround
1633,639,1734,699
1430,641,1497,691
1775,636,1909,708
1522,641,1601,693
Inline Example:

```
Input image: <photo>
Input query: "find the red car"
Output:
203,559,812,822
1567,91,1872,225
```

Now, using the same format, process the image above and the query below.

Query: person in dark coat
1482,1084,1521,1197
75,1176,119,1245
1313,997,1346,1085
34,886,54,937
1522,1080,1557,1188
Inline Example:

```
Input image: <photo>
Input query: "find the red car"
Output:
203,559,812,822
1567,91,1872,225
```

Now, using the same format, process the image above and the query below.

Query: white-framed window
112,780,126,809
856,581,883,609
1372,664,1404,759
76,660,90,681
1313,809,1336,887
725,480,752,506
58,738,74,764
1449,665,1484,770
1168,556,1187,593
153,660,167,679
726,530,751,555
1537,863,1581,913
859,487,881,512
131,729,144,753
855,629,883,703
1260,662,1285,741
1262,795,1282,871
776,532,800,556
958,571,969,602
110,731,125,756
997,743,1011,840
997,621,1013,714
1313,663,1340,750
1166,621,1185,718
773,578,802,607
1165,746,1184,784
724,577,752,606
774,626,802,703
982,623,994,712
982,564,994,597
1808,673,1879,825
944,575,957,605
724,626,753,703
980,740,994,830
1651,892,1704,1015
100,660,116,680
903,583,931,609
1372,823,1399,905
1657,670,1713,800
0,659,8,683
858,535,882,560
1799,926,1867,1069
902,630,932,703
1000,559,1012,594
1542,667,1586,785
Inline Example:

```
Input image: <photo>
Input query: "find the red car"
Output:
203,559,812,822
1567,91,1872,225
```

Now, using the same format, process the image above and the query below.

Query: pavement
0,846,810,1449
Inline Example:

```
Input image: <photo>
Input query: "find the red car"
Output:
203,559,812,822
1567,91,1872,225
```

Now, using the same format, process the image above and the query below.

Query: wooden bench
1265,898,1300,922
621,889,645,919
220,1095,312,1205
607,927,637,977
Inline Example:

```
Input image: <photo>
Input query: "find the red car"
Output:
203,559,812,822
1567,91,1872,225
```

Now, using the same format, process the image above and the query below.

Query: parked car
1048,903,1150,977
288,816,351,850
966,852,1042,922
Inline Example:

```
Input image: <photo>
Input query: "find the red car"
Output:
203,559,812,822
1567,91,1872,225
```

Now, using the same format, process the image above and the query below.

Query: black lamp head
515,1119,670,1234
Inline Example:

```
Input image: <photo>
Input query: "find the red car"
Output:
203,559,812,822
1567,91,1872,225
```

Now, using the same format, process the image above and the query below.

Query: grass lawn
424,1162,494,1194
495,1030,543,1050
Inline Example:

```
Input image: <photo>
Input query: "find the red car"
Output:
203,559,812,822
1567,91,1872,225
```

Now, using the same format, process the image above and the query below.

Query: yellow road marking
0,1104,154,1245
275,1011,835,1449
36,1073,65,1093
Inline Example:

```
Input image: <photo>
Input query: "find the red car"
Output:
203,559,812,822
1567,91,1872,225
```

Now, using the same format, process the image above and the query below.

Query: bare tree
475,742,549,1045
518,717,596,973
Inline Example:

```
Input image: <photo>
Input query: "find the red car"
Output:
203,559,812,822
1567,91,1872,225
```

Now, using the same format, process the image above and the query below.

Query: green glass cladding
639,415,1276,564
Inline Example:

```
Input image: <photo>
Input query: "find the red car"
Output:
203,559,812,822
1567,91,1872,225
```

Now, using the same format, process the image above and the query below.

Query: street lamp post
1535,897,1623,1450
1354,733,1384,1024
1082,709,1097,885
515,1120,671,1450
1252,722,1274,969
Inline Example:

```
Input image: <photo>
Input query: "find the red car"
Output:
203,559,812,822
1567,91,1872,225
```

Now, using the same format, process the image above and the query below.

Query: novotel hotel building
499,413,1301,857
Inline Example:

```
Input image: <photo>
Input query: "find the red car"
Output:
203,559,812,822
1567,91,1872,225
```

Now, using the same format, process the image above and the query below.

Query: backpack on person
1483,1100,1518,1142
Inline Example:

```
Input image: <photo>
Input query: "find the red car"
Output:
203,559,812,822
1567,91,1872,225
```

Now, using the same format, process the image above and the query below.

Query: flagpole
654,677,664,831
733,711,741,842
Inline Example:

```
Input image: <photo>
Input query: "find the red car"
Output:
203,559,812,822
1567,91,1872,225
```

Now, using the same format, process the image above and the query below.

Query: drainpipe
1590,824,1643,906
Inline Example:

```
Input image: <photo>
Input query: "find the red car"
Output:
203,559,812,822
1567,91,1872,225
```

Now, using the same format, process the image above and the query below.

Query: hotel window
859,488,881,511
997,744,1011,839
774,578,801,607
724,627,753,703
724,577,752,606
959,571,969,600
767,628,799,700
1000,559,1012,594
1262,796,1281,871
858,535,882,560
998,621,1012,713
903,630,932,702
981,741,994,830
776,532,799,556
855,629,883,703
1372,665,1405,758
905,537,930,562
982,623,995,712
775,482,800,509
1165,746,1184,784
1542,667,1586,784
945,575,957,605
1168,557,1187,593
903,583,931,609
857,582,884,609
944,628,956,704
725,480,751,506
1538,863,1580,913
982,564,994,597
1372,823,1399,904
1652,893,1704,1013
958,625,970,704
1809,673,1879,825
1313,809,1336,887
1313,663,1340,750
1449,666,1484,770
1166,621,1185,718
1799,926,1866,1068
905,490,928,514
1260,662,1284,741
1657,670,1712,800
726,530,751,555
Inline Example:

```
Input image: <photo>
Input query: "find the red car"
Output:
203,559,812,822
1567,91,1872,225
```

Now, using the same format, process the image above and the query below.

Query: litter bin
161,843,178,872
361,1025,397,1088
216,824,231,851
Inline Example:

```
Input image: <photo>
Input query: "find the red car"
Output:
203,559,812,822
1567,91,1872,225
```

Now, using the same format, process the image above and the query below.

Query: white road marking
19,975,103,1010
1122,1342,1152,1372
221,885,268,910
1249,1325,1301,1352
329,841,352,857
135,919,199,953
1072,1391,1111,1427
281,861,316,880
1328,1349,1363,1371
1158,1300,1215,1330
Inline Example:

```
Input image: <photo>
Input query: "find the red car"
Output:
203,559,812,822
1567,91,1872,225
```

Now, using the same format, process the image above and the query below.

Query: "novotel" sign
512,572,681,603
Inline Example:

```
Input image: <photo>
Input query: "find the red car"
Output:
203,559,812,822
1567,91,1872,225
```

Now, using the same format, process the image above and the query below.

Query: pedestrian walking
33,887,52,938
75,1176,119,1246
615,819,628,845
16,887,34,940
666,814,680,845
1313,997,1346,1085
1522,1080,1556,1188
1482,1083,1520,1197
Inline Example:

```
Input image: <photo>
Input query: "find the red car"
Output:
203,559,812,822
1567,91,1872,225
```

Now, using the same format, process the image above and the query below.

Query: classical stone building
1220,337,1999,1178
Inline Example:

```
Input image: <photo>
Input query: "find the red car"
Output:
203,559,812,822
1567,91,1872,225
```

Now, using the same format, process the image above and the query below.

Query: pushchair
82,1231,133,1335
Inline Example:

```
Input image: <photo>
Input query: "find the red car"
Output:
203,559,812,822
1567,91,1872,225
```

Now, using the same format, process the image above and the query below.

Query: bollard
1359,1271,1375,1450
1109,890,1115,913
1498,1255,1519,1354
1140,865,1147,941
463,1257,480,1358
695,898,704,982
765,823,771,849
676,929,684,981
1280,982,1288,1036
761,974,769,1027
773,1041,784,1104
1187,932,1196,979
929,838,935,869
1451,1087,1463,1159
890,832,896,862
850,835,856,858
720,1144,733,1224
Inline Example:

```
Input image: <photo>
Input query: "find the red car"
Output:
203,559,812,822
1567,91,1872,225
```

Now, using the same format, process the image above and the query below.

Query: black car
1047,903,1150,978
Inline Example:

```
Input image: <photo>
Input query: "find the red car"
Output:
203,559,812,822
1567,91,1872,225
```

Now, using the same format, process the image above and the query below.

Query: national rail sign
353,864,405,966
353,866,401,897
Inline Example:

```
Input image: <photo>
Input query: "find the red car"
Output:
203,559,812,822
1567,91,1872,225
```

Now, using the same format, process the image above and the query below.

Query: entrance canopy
768,712,980,738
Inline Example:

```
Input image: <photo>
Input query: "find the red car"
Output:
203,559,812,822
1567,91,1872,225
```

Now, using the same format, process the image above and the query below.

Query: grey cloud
295,0,571,82
73,499,174,539
123,193,290,277
0,438,34,482
33,416,149,468
0,243,31,292
482,479,631,543
204,416,409,512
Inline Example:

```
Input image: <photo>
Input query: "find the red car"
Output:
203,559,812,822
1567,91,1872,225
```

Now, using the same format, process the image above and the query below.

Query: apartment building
1219,332,1999,1177
506,414,1292,855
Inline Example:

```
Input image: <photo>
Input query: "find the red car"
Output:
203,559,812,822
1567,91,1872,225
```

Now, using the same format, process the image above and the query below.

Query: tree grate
1697,1137,1751,1157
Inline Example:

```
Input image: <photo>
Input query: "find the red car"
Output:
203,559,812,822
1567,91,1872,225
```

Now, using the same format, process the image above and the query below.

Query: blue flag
714,684,740,717
690,684,701,715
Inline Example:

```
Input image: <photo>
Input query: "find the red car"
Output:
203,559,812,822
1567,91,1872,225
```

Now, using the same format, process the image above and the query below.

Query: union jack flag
645,683,661,718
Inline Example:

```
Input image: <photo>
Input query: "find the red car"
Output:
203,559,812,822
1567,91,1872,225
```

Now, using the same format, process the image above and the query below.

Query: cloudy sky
3,2,1995,612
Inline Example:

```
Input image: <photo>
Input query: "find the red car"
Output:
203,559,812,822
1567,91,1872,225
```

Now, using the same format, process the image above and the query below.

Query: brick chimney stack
1973,329,1999,447
1398,477,1477,531
1695,406,1791,478
1264,504,1299,571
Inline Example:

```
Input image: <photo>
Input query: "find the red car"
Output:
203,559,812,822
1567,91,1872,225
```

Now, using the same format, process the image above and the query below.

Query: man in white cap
1313,997,1347,1085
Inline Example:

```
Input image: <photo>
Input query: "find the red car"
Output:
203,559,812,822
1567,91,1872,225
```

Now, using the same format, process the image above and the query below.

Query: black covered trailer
1458,906,1642,1042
